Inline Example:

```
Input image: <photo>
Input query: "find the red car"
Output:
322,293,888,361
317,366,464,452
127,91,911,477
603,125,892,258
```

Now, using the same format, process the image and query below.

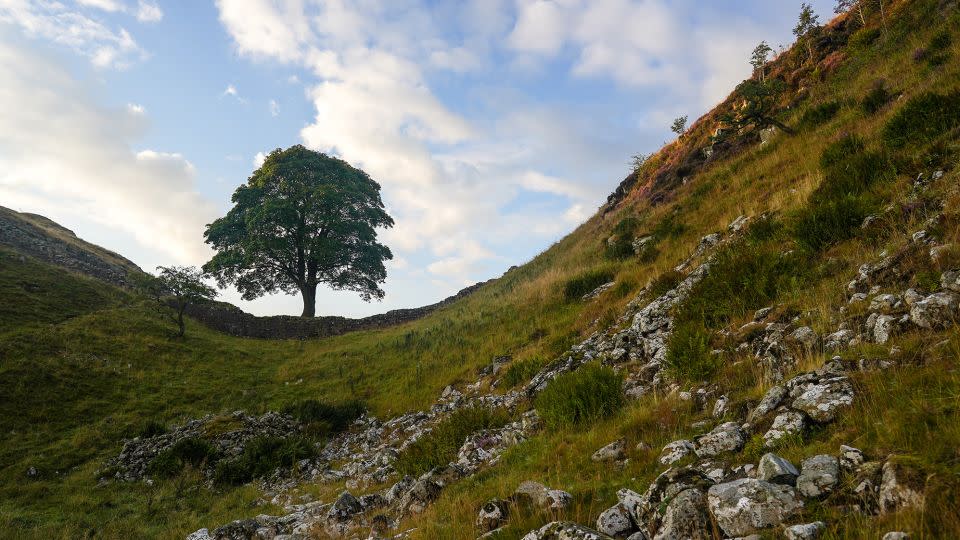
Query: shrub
883,91,960,148
800,101,842,128
563,269,614,301
646,270,683,299
849,27,881,49
214,436,316,485
664,322,720,384
394,407,511,476
135,420,167,439
535,364,625,428
793,194,874,252
677,245,806,329
861,83,892,114
812,150,893,205
651,213,686,239
148,437,216,478
282,399,366,438
917,30,952,67
820,134,866,169
605,217,642,260
500,357,544,388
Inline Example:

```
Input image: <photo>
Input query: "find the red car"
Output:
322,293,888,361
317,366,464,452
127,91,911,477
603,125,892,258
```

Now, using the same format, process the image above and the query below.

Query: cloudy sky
0,0,834,317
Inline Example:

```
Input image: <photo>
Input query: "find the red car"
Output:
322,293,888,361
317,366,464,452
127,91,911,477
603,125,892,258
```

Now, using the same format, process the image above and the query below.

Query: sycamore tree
717,78,796,139
670,115,688,137
136,266,217,337
203,145,394,317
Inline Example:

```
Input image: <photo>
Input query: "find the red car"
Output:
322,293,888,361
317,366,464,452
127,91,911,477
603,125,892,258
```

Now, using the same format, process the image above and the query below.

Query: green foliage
793,194,874,252
664,322,720,384
882,91,960,148
148,438,216,478
646,270,683,299
651,213,687,239
849,27,881,49
282,399,366,438
534,364,625,429
670,115,688,136
136,420,168,439
394,407,511,476
605,217,641,260
917,30,952,67
677,244,806,329
500,357,544,388
563,269,614,301
203,144,395,317
135,265,218,337
861,82,892,114
793,135,893,252
213,436,316,486
799,100,842,128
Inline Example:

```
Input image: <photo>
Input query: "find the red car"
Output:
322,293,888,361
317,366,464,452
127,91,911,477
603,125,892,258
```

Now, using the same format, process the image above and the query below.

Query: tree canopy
135,265,217,337
203,145,394,317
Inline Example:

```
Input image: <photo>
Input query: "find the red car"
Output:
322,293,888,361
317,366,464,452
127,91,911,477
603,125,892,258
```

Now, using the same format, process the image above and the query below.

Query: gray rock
186,529,213,540
748,386,788,423
477,498,509,533
713,395,729,418
592,439,627,463
729,215,750,233
943,269,960,292
652,488,711,540
707,478,803,537
694,422,747,458
784,521,826,540
873,314,898,344
513,480,573,510
758,453,799,485
839,445,865,472
869,294,900,313
796,455,839,498
909,291,960,329
596,503,634,537
791,377,854,423
764,410,806,447
789,327,817,349
546,489,574,510
881,533,911,540
879,460,924,514
659,440,695,465
626,532,650,540
327,491,362,522
521,521,613,540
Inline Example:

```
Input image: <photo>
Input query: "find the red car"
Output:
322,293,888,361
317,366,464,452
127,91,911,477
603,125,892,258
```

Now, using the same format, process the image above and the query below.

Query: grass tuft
534,364,624,429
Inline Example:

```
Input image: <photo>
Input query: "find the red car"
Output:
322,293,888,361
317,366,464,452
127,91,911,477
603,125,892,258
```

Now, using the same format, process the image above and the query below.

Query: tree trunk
300,283,317,317
176,307,186,338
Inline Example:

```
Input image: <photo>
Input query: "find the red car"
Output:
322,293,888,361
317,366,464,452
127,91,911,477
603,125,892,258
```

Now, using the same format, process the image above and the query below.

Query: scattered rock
784,521,826,540
477,498,509,533
659,440,695,465
596,503,634,537
521,521,613,540
652,488,711,540
791,377,854,423
707,478,803,537
592,439,627,463
909,291,960,329
694,422,747,458
839,445,865,472
713,395,729,418
748,386,788,423
758,453,799,486
764,411,807,448
796,455,839,498
882,532,911,540
879,459,925,514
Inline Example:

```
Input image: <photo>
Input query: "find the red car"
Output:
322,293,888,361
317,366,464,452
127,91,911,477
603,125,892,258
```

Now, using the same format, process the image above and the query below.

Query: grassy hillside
1,0,959,538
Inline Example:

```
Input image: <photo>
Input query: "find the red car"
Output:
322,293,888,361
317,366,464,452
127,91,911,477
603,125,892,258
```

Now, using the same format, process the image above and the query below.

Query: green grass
394,407,512,477
2,2,960,538
534,364,625,429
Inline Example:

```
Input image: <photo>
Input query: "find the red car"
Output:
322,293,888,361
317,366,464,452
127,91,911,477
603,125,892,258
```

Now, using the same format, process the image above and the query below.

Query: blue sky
0,0,835,317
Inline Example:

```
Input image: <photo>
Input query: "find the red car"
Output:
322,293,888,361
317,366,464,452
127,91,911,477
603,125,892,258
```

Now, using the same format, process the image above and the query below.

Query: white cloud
136,0,163,23
222,83,247,103
77,0,125,12
253,151,267,168
0,0,145,69
0,35,215,264
269,98,279,117
126,102,146,114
